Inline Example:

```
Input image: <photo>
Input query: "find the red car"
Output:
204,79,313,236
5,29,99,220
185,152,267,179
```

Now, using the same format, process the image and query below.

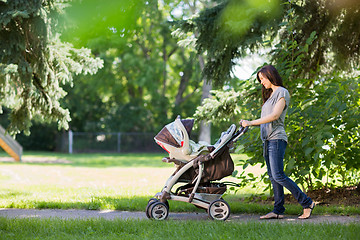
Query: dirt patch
259,184,360,206
306,185,360,206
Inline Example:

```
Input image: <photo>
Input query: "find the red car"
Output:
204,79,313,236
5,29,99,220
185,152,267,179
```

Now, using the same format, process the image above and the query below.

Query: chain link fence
58,131,163,153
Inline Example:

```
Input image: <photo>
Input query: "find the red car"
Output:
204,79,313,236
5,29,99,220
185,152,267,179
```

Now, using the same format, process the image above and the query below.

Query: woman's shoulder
274,87,290,103
278,86,289,93
278,87,290,96
273,86,289,95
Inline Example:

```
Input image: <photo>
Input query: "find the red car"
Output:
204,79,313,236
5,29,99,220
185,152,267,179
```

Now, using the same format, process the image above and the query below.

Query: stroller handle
209,125,248,159
238,125,249,134
239,126,249,134
231,126,249,143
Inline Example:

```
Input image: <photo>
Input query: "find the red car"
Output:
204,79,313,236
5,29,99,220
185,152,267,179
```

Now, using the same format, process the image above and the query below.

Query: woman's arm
241,97,286,127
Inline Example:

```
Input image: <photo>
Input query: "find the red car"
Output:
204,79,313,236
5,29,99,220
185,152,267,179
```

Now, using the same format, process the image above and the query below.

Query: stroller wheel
208,199,230,221
149,202,169,220
146,198,159,219
148,198,159,205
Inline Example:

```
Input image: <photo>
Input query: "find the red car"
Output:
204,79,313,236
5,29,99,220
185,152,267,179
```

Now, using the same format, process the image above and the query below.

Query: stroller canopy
154,118,194,148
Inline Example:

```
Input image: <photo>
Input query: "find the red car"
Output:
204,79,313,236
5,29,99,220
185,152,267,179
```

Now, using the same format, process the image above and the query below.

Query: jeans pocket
263,141,267,158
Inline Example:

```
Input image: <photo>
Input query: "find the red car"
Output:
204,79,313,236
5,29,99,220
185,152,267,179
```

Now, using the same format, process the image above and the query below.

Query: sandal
298,202,316,219
260,212,284,220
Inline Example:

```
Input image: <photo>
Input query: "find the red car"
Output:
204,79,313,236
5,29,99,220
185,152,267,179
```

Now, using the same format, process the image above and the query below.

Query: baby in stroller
146,116,247,220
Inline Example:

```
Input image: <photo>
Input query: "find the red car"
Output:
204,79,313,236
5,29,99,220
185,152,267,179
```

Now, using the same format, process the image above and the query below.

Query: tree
168,0,225,143
179,0,284,86
61,0,205,134
180,0,360,85
183,0,214,144
0,0,103,135
183,0,360,190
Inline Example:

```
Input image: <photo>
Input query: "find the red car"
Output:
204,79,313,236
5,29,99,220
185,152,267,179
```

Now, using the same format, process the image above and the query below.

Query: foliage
180,0,360,86
286,77,360,189
0,0,216,150
60,0,205,133
282,0,360,74
190,0,360,190
239,1,360,190
0,0,103,135
179,0,284,86
194,89,241,123
61,0,143,45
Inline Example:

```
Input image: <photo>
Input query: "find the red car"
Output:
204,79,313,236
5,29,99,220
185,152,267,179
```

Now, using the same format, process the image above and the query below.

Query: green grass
0,151,359,216
0,152,267,213
0,218,359,240
3,151,168,168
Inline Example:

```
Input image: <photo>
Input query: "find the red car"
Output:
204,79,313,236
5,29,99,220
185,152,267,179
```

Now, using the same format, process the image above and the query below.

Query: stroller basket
177,183,227,196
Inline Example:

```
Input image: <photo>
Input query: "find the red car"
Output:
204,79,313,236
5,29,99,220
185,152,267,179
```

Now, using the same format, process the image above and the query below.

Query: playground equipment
0,125,23,161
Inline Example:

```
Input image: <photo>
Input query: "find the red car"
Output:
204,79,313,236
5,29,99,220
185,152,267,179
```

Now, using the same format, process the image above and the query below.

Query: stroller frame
146,119,248,221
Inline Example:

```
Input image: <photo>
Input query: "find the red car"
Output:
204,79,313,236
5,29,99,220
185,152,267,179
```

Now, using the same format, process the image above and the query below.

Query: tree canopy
0,0,103,134
186,0,360,190
180,0,360,86
59,0,208,134
1,0,221,139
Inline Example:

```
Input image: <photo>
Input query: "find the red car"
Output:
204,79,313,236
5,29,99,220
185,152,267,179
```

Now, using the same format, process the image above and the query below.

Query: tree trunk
198,55,212,144
184,0,214,144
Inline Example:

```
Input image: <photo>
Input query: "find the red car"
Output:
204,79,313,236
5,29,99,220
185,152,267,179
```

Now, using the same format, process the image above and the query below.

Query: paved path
1,208,359,224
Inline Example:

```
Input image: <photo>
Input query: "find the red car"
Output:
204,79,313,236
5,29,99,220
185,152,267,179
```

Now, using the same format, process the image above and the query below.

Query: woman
241,65,315,219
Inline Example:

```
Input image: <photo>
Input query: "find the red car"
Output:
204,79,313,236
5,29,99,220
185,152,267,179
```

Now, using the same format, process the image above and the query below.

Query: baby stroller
146,116,248,220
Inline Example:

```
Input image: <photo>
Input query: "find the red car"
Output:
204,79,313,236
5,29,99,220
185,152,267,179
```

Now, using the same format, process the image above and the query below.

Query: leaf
243,162,249,169
302,137,310,147
306,31,317,45
286,158,295,171
305,147,314,156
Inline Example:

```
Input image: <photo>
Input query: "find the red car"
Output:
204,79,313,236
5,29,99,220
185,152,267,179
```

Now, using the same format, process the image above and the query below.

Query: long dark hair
256,65,284,103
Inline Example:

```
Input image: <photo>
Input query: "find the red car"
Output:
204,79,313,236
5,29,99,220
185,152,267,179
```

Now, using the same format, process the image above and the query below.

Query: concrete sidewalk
1,208,359,224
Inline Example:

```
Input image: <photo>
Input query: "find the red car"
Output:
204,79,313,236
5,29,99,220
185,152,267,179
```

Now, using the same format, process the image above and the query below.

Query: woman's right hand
240,120,252,127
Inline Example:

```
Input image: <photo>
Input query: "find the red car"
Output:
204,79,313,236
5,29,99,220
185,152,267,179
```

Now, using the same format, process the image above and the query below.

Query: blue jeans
264,139,312,214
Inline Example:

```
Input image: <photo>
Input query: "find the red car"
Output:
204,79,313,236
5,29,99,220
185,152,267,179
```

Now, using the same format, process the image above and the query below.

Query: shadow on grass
0,190,273,214
0,190,32,199
0,152,170,168
0,195,202,213
1,190,359,215
0,195,304,215
0,152,248,168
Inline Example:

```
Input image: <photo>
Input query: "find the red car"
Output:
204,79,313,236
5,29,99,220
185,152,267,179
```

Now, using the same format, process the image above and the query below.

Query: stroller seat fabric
213,124,236,149
154,116,209,161
155,116,235,182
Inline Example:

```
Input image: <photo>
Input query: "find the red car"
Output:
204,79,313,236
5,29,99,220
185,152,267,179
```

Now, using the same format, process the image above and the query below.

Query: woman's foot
298,202,316,219
260,212,284,219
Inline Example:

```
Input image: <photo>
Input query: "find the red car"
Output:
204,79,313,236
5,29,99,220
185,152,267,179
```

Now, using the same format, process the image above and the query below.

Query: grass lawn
0,152,359,239
0,217,359,240
0,152,359,216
